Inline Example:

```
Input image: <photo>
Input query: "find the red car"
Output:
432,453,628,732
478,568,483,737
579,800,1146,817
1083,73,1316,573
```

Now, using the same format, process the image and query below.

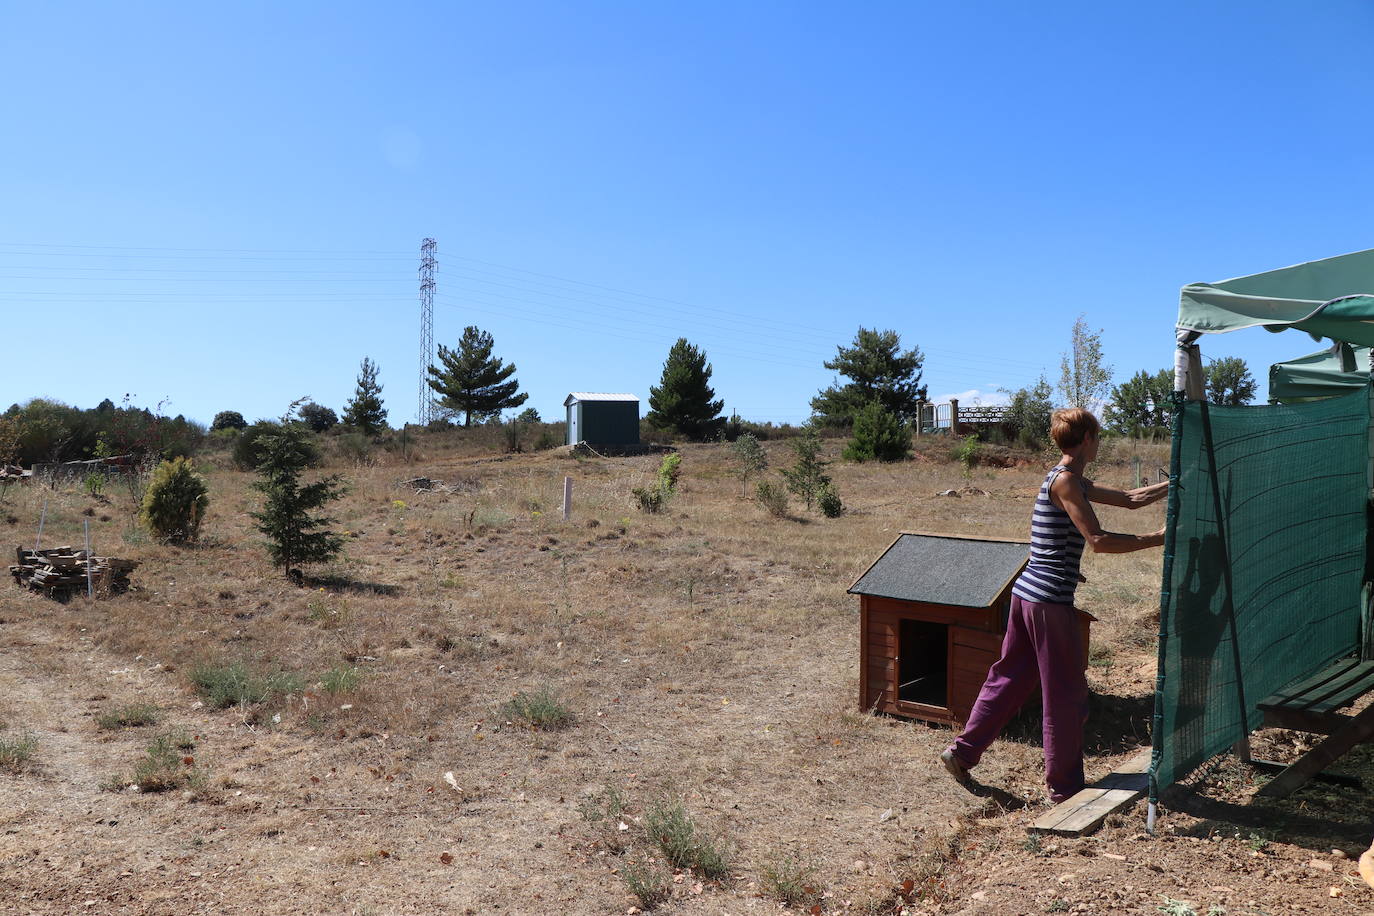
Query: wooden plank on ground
1030,749,1150,836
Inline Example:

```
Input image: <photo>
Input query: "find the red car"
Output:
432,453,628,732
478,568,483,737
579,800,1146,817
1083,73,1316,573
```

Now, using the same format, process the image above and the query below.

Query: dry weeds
10,430,1344,915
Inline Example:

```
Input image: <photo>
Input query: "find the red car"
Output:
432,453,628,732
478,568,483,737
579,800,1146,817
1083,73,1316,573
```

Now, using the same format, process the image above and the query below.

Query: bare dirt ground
2,433,1373,915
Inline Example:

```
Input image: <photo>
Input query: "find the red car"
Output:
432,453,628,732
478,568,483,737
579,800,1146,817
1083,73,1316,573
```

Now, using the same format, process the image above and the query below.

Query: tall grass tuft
96,703,161,730
644,797,732,880
0,730,38,772
500,686,572,729
189,661,302,709
621,857,671,909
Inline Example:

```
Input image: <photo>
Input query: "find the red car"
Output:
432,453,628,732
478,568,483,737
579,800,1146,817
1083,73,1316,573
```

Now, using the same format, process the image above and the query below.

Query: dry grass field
2,431,1373,915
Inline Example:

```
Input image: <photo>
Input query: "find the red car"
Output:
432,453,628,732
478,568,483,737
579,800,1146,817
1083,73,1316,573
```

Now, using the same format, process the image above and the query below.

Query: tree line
1,316,1263,474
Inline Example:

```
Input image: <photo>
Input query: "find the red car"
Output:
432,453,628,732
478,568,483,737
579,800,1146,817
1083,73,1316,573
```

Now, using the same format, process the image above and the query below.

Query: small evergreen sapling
730,433,767,494
780,426,831,511
842,401,911,462
140,457,209,543
342,357,388,435
250,422,345,576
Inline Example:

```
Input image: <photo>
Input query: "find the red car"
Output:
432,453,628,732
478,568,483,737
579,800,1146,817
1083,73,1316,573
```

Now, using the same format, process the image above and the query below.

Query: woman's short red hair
1051,407,1100,451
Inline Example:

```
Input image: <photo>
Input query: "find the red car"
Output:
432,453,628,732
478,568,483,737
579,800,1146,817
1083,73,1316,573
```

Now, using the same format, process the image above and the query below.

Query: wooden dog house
849,532,1094,725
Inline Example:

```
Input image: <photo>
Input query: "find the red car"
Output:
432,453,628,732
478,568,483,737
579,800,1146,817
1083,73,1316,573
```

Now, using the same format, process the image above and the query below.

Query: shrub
533,427,561,451
298,402,338,433
83,471,107,497
140,457,209,543
96,703,161,729
234,421,317,471
335,430,373,465
124,731,204,793
817,483,844,518
843,401,911,462
211,410,247,432
632,453,682,514
1004,376,1054,447
756,480,789,518
954,434,981,480
500,686,572,729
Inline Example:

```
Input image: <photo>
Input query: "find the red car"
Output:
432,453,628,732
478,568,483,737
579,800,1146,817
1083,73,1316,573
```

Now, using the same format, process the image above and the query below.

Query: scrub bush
140,457,209,543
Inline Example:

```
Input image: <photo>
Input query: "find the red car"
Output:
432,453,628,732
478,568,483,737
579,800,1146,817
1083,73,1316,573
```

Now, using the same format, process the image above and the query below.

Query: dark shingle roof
848,533,1028,608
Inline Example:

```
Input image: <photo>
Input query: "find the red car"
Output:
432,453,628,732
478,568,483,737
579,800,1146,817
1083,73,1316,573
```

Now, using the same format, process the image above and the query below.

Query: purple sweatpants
950,595,1088,801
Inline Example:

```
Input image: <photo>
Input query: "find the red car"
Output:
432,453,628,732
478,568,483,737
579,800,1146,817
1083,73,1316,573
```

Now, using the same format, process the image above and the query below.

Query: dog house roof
848,532,1029,608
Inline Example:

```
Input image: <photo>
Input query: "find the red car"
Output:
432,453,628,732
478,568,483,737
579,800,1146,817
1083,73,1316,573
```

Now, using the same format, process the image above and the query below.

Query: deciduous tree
1002,375,1055,447
1206,356,1257,406
1104,369,1174,437
1058,315,1113,410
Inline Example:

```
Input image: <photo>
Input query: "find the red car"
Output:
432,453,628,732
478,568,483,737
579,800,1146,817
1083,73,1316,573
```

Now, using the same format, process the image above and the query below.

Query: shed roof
564,392,640,406
848,532,1028,608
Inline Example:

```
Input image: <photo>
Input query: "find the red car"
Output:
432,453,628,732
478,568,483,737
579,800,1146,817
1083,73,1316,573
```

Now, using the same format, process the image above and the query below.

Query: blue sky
4,1,1374,426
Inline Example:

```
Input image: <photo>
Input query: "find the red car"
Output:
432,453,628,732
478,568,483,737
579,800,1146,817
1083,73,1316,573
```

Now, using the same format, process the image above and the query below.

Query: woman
940,407,1167,803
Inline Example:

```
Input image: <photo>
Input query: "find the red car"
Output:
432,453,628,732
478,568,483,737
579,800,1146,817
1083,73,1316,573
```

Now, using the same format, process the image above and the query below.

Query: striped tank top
1012,465,1085,605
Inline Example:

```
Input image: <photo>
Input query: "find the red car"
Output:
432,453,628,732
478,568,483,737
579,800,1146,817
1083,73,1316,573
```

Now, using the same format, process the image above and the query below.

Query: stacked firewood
9,547,139,598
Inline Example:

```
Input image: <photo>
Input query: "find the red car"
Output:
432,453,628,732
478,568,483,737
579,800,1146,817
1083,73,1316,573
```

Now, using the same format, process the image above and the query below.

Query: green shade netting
1150,385,1370,798
1270,343,1370,403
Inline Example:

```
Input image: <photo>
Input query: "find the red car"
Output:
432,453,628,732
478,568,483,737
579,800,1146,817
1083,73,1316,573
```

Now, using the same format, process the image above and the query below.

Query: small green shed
564,393,640,447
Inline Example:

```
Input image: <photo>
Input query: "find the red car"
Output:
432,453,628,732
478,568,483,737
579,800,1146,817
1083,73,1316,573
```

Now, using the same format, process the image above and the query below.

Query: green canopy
1179,247,1374,399
1270,343,1369,403
1179,247,1374,345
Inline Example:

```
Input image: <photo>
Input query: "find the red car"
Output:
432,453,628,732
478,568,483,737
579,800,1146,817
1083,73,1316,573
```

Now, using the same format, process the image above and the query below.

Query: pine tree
646,338,724,441
250,422,344,576
780,425,831,511
811,328,927,427
427,326,528,428
342,358,388,435
842,401,911,462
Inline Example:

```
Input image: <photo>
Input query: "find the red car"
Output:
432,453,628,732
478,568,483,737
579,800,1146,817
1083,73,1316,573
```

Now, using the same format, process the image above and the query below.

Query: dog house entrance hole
898,619,948,706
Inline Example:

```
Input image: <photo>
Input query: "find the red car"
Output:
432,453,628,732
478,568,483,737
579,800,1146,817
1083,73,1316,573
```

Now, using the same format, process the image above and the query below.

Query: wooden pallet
1030,749,1151,836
